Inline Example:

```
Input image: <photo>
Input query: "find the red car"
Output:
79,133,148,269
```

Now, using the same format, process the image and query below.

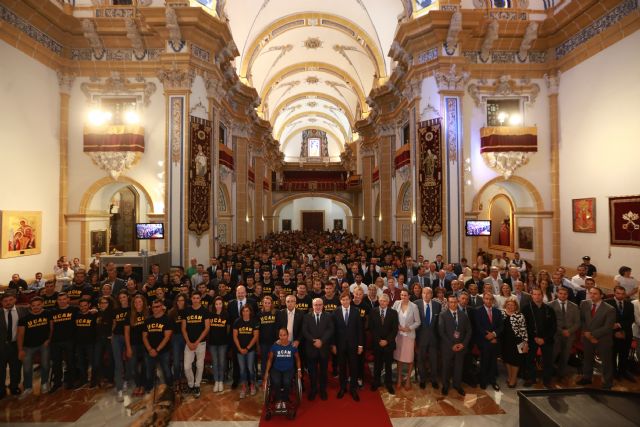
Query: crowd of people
1,231,639,408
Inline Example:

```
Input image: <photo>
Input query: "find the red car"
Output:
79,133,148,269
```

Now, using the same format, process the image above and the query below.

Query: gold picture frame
1,210,42,258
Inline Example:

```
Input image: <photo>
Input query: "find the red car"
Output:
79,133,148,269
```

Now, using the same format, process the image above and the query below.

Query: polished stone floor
1,368,638,426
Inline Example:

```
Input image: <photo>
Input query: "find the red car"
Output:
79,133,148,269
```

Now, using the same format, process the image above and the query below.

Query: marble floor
2,369,639,426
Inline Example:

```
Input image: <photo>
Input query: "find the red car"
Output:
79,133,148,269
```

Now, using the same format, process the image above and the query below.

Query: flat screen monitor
136,223,164,240
465,220,491,236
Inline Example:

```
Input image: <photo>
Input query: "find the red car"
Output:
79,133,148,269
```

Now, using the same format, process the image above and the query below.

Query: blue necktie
425,304,431,326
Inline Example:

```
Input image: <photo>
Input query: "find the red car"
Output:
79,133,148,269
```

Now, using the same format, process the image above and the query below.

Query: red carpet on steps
259,376,392,427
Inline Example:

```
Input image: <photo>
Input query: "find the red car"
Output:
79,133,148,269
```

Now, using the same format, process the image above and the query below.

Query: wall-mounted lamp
361,214,365,221
378,213,382,222
411,212,416,224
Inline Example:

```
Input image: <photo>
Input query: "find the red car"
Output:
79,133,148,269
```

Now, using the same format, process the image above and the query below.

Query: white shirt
3,306,18,342
570,274,590,291
342,307,350,322
349,282,368,295
287,309,295,341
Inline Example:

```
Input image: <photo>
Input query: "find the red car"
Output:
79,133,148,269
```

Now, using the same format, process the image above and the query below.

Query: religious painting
91,230,108,255
572,198,596,233
417,118,442,241
334,219,343,231
0,211,41,258
489,194,514,252
188,115,212,239
609,195,640,248
518,226,534,251
282,219,292,232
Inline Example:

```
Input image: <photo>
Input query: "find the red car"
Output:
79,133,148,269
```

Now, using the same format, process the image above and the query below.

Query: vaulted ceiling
225,0,405,159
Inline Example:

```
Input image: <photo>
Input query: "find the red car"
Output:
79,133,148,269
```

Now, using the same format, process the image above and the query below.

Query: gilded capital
544,73,560,96
57,72,75,95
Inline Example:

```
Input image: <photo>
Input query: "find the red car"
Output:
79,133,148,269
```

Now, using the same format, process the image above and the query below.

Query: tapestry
188,116,212,239
418,118,442,239
0,210,41,258
609,195,640,247
572,198,596,233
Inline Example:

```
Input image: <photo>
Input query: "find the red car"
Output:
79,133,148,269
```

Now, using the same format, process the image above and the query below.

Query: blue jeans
92,336,113,384
144,351,173,392
172,334,185,382
270,369,293,402
127,343,146,388
237,350,256,385
208,344,227,382
23,344,50,390
111,334,127,391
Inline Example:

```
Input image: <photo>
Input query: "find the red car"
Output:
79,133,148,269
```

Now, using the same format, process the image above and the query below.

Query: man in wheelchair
263,328,302,414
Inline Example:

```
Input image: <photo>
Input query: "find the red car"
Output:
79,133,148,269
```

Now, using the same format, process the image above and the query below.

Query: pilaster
546,73,561,266
234,134,249,243
361,149,374,239
57,72,74,258
254,154,265,239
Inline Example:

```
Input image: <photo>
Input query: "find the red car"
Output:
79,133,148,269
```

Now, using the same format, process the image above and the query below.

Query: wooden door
302,211,324,232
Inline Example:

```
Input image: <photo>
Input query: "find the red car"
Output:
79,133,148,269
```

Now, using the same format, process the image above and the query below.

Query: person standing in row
168,294,187,391
475,293,503,391
303,298,333,401
50,292,77,391
125,295,148,397
142,300,173,394
233,305,259,398
17,297,51,397
259,296,279,383
112,292,130,402
578,287,615,389
415,287,441,390
332,292,363,401
0,293,26,398
369,294,399,394
549,287,580,381
438,295,471,396
392,289,420,391
208,297,229,393
523,289,556,388
74,299,96,387
182,293,210,398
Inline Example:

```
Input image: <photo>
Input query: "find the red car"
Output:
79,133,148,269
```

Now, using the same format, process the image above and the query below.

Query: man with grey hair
484,266,503,295
369,294,399,394
415,287,441,389
303,298,334,401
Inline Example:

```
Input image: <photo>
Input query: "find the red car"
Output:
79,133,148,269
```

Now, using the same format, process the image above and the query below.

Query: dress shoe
320,391,328,400
308,391,316,401
455,387,465,396
576,378,592,386
10,388,21,396
370,383,379,391
431,381,439,389
351,390,360,402
419,382,426,389
442,387,449,396
492,383,500,391
231,382,238,390
386,384,395,395
337,389,345,399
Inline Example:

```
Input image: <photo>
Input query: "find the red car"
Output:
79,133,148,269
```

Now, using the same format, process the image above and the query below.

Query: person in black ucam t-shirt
181,293,210,398
17,296,51,396
112,291,130,401
258,296,278,383
50,292,77,392
73,299,96,386
125,294,148,397
233,304,259,399
142,300,173,394
92,296,114,388
208,296,229,393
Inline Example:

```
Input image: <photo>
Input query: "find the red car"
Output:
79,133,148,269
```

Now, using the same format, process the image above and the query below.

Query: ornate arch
281,126,345,154
272,193,354,218
396,181,412,216
471,176,544,212
218,184,231,213
271,92,355,126
275,111,349,141
79,176,155,214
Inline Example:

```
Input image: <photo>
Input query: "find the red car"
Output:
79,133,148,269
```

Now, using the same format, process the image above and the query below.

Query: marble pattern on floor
171,384,263,422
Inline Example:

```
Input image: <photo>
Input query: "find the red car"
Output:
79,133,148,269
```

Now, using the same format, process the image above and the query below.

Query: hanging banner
188,116,212,239
418,118,443,240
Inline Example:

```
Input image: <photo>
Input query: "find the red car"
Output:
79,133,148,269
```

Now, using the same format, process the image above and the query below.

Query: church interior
0,0,639,426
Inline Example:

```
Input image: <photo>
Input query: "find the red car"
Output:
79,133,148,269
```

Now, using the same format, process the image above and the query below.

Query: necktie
239,300,243,312
453,311,458,327
591,303,597,317
380,309,385,324
561,302,566,316
425,304,431,326
316,314,320,326
7,309,13,342
487,308,493,323
344,308,349,324
619,301,623,313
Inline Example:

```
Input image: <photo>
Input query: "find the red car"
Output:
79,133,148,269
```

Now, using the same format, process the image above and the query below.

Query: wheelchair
263,372,303,420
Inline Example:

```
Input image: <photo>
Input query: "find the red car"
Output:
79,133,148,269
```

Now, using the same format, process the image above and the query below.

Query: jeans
127,343,146,388
23,344,50,390
75,343,94,384
208,344,227,382
184,342,206,387
144,351,173,392
92,336,113,384
237,350,256,385
50,340,74,387
172,334,185,382
270,369,293,402
111,334,127,391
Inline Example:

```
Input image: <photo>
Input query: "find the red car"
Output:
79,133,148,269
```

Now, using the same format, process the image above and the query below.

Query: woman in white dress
392,289,421,390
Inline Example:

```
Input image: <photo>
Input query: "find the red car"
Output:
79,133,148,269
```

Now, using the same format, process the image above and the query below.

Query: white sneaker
216,381,221,392
116,390,124,402
40,384,49,394
20,388,32,399
123,381,129,392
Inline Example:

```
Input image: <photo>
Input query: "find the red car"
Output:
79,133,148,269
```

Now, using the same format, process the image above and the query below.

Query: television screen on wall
135,223,164,240
465,220,491,236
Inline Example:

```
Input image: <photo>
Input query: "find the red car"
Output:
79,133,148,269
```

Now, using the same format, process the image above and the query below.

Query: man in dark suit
369,294,399,394
606,285,635,382
466,283,483,308
513,281,532,310
398,257,418,283
1,293,27,397
549,287,580,380
303,298,334,401
431,270,451,293
523,288,557,388
276,295,305,349
415,287,441,389
331,292,363,401
438,294,471,396
503,267,522,290
227,285,258,388
578,287,616,389
409,266,430,289
464,268,483,291
474,293,504,391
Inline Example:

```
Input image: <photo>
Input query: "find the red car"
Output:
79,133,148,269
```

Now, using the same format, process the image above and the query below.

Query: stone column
265,164,274,234
206,76,223,257
546,73,561,266
254,152,265,239
402,79,421,257
234,126,250,243
57,72,74,258
378,131,394,241
361,146,375,239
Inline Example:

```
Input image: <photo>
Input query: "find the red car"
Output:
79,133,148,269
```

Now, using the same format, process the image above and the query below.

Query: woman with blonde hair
125,294,148,397
501,299,528,388
392,289,421,390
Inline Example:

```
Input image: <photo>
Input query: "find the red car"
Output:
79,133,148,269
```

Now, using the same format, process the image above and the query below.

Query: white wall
278,197,348,231
0,40,60,281
559,31,640,276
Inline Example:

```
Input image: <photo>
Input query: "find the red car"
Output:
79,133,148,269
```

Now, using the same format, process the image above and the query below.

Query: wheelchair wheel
265,410,272,420
287,409,296,420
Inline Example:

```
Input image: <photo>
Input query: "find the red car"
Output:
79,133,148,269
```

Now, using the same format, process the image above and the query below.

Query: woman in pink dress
392,289,421,390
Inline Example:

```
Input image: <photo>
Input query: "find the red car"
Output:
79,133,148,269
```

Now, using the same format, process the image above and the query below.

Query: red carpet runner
259,376,392,427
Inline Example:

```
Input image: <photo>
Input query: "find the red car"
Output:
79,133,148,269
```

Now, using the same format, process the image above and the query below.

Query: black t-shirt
74,311,96,343
352,299,372,328
41,292,59,310
113,307,130,335
51,306,78,342
323,294,340,313
295,295,312,313
259,311,278,345
208,312,229,345
144,315,171,352
19,310,50,347
96,309,114,338
183,306,210,342
66,284,93,302
282,282,295,296
200,295,214,311
233,317,259,350
262,281,274,297
170,309,185,334
128,311,147,345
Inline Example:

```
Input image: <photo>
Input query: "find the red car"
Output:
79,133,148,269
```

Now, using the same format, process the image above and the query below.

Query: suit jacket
483,276,503,294
398,266,418,281
227,298,258,324
513,292,532,310
523,302,557,344
467,294,483,309
549,299,580,338
0,306,28,349
276,308,305,344
332,305,363,350
465,278,484,290
369,306,399,351
303,311,334,358
503,276,522,290
430,278,452,293
473,305,504,347
363,270,379,285
605,298,634,340
391,300,421,340
415,299,441,346
579,300,615,345
409,275,430,288
206,265,219,278
438,309,472,351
